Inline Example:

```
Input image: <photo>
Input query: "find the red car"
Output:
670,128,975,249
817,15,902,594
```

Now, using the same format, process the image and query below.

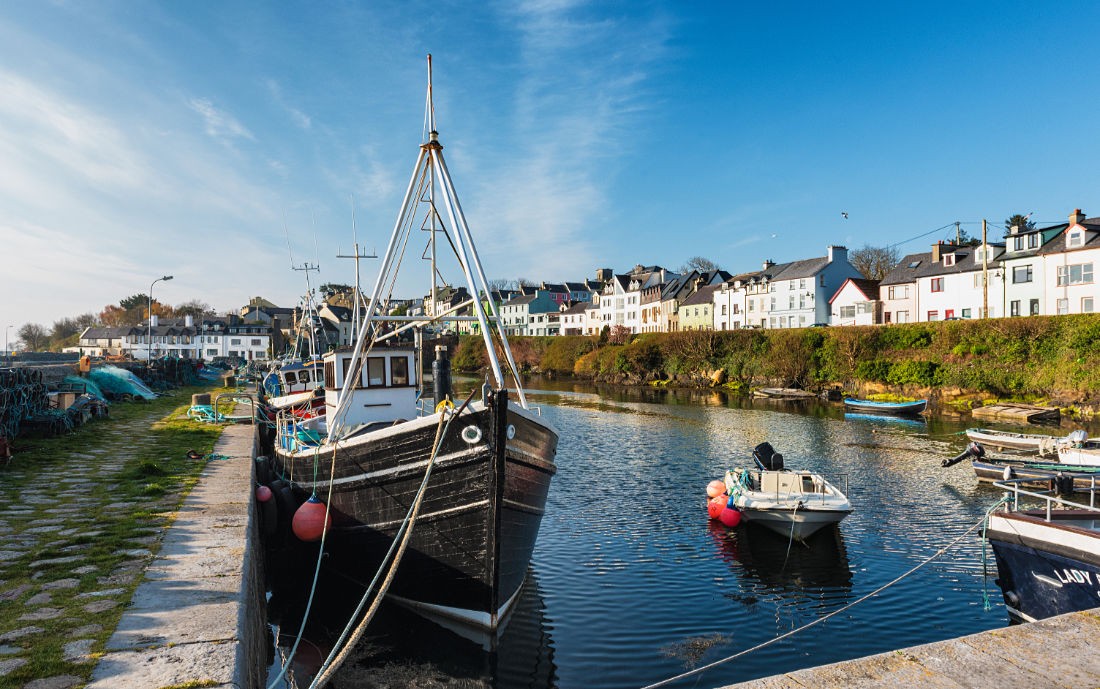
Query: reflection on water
271,377,1091,689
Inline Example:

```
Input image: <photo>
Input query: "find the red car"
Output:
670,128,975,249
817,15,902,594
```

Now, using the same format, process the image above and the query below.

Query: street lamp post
148,275,173,360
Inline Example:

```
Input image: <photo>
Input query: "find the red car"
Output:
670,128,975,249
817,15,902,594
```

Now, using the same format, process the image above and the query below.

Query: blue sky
3,1,1100,335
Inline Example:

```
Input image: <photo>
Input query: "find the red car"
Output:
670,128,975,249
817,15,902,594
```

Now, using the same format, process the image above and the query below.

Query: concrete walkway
721,607,1100,688
86,422,264,689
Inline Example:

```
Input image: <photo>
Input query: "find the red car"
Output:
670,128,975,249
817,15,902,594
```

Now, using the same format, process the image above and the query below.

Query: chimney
1070,208,1086,226
185,314,194,327
762,259,775,271
150,314,159,327
827,245,847,263
931,241,942,263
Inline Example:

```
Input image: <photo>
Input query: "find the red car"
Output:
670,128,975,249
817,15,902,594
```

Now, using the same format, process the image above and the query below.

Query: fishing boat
842,397,926,416
985,478,1100,622
1057,436,1100,466
261,358,326,416
942,442,1100,493
964,427,1076,455
261,57,558,635
752,387,818,400
722,442,852,542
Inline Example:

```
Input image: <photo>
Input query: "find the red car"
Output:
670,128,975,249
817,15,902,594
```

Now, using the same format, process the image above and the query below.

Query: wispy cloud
188,97,255,141
459,1,671,280
265,78,312,129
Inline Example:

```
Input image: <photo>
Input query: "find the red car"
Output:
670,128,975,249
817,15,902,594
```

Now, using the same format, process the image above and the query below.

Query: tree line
13,294,211,353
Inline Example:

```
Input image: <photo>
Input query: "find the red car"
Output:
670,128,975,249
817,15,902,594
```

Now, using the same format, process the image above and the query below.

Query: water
269,381,1045,689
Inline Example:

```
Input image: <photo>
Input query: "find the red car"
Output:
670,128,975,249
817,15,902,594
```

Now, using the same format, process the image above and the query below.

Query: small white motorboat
723,442,852,542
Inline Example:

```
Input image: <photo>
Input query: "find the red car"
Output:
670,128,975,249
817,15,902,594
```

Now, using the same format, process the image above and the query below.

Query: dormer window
1013,236,1024,251
1068,229,1084,248
943,254,956,267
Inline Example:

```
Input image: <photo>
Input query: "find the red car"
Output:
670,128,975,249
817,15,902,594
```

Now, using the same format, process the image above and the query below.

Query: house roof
560,301,589,315
771,256,830,281
502,294,538,307
680,283,720,307
1037,220,1100,256
829,278,880,304
879,252,930,286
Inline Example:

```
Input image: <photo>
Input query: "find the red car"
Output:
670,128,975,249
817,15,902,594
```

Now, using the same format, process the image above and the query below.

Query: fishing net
87,366,157,400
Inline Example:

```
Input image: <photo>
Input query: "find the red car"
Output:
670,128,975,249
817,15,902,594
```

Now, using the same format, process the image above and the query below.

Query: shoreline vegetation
452,314,1100,419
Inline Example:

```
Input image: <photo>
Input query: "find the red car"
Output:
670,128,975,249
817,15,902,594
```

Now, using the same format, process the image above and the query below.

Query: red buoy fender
292,495,333,542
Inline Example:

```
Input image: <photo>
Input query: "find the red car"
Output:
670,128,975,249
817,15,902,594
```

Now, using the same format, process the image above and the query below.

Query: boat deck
719,607,1100,688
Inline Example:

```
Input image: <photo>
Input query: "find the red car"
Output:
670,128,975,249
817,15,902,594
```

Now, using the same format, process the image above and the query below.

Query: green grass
0,384,232,686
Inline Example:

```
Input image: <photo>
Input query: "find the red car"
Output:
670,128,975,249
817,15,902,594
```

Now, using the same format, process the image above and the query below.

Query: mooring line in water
638,502,1006,689
308,389,476,689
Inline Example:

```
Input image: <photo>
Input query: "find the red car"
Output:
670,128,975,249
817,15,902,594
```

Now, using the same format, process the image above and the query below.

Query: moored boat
942,442,1100,493
843,397,926,416
260,56,558,636
721,442,852,542
964,427,1077,455
985,478,1100,622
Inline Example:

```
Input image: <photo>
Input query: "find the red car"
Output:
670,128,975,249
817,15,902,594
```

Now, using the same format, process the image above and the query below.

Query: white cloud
264,78,312,130
188,97,255,142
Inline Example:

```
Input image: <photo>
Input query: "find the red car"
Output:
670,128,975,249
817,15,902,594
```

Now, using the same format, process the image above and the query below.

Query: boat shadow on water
267,568,557,688
707,521,854,595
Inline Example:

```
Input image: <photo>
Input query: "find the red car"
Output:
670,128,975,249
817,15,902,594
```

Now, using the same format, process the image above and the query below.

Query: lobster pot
192,393,211,406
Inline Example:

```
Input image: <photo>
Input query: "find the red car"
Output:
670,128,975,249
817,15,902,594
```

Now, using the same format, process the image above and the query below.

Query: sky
3,1,1100,338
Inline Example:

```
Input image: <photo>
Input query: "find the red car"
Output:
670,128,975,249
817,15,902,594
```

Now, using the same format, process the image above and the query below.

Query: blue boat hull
843,398,927,416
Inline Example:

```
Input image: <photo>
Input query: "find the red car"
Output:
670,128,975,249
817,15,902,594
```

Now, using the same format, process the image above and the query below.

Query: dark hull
269,389,557,631
986,511,1100,622
972,459,1100,492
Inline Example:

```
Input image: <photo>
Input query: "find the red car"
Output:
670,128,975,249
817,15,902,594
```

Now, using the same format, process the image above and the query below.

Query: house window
839,305,855,318
943,254,955,267
927,311,940,321
945,309,955,319
1010,301,1020,317
770,297,776,310
1068,230,1084,248
391,357,410,386
366,357,386,387
1057,263,1094,286
896,310,909,323
1057,298,1069,315
788,296,795,309
748,301,754,312
931,278,944,292
799,279,806,289
206,348,217,356
1012,265,1033,283
961,308,972,318
1028,234,1039,249
721,305,727,315
251,338,261,346
733,304,740,314
231,338,242,345
884,312,892,323
1029,299,1039,316
1013,236,1024,251
1084,298,1095,313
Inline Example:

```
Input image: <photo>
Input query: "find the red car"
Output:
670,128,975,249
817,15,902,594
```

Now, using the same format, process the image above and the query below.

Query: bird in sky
841,211,849,219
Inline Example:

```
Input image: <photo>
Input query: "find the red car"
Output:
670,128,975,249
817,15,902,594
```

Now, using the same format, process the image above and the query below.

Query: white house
829,278,881,326
766,247,862,328
914,242,1005,321
1040,209,1100,315
1000,220,1064,317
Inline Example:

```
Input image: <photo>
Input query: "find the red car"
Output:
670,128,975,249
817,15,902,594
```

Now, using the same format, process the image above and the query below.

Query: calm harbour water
270,380,1064,689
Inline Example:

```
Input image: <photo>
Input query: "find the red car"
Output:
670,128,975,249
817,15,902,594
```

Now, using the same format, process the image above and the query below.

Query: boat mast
428,56,439,328
336,198,376,343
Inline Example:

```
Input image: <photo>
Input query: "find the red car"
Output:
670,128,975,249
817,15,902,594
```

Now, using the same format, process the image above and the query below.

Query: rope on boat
308,389,476,689
638,502,1007,689
265,444,334,689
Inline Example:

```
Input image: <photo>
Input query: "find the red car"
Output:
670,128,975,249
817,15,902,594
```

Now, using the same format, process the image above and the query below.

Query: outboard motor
942,441,984,468
753,442,784,471
432,345,452,407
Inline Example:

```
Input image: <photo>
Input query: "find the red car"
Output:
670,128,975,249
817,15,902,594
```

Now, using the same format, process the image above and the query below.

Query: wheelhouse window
391,357,410,386
366,357,386,387
284,372,297,385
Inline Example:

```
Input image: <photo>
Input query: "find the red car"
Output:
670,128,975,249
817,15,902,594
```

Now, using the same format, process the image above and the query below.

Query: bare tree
174,300,211,318
487,278,514,291
849,244,900,280
18,323,47,351
679,256,720,273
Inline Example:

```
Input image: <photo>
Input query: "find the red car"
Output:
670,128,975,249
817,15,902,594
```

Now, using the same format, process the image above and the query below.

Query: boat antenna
337,195,377,341
283,209,296,269
425,53,436,139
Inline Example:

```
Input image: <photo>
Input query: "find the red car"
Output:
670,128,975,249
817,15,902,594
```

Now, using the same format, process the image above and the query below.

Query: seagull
841,212,849,219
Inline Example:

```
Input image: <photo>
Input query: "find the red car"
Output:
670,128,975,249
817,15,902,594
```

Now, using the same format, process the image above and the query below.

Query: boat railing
993,477,1100,520
750,469,850,505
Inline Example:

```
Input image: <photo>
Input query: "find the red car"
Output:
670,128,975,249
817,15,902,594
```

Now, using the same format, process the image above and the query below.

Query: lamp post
148,275,173,360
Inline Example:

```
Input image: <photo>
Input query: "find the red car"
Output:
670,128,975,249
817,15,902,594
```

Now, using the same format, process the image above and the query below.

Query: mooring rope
639,500,1008,689
307,389,477,688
